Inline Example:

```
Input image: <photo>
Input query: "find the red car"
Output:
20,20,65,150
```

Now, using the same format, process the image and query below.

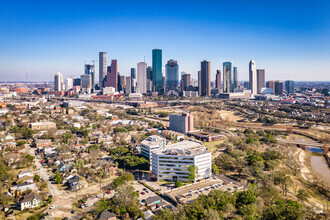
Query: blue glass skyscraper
285,80,295,94
165,59,179,91
152,49,163,93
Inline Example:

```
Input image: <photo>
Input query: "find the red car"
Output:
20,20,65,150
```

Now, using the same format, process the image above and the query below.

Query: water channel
307,146,330,183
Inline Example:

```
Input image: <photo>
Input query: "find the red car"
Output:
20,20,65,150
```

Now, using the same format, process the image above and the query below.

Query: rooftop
141,135,166,147
154,140,208,156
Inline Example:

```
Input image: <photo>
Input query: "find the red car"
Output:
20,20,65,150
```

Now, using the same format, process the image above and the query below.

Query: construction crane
84,59,98,66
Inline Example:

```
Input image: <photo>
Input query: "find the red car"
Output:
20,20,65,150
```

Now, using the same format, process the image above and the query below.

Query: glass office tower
165,59,179,91
152,49,162,93
223,62,233,93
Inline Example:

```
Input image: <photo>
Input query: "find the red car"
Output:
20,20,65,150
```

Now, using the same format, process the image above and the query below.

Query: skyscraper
215,70,221,90
181,73,191,91
233,67,238,89
125,76,131,94
198,70,201,95
165,59,179,91
223,62,233,93
54,72,63,91
131,68,136,79
104,60,118,91
152,49,162,93
147,66,153,81
85,64,95,92
249,60,257,95
137,62,147,94
257,69,265,94
131,68,136,93
65,78,73,91
275,81,283,95
99,52,107,90
266,80,275,93
200,60,211,97
81,74,92,92
285,80,295,94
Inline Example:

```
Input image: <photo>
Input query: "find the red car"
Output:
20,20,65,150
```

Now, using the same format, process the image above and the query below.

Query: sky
0,0,329,82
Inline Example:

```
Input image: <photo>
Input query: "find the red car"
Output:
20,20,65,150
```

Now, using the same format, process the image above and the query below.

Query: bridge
276,139,325,148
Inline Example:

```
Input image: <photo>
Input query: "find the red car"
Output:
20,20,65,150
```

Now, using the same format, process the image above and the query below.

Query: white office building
54,72,63,91
152,141,211,182
65,78,73,91
140,135,166,170
249,60,257,96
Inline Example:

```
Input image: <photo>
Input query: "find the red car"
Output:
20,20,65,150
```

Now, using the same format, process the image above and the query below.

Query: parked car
140,192,145,195
227,188,232,191
50,205,56,209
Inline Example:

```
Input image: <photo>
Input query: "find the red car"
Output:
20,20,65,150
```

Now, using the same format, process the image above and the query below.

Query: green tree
74,159,84,171
212,164,219,175
54,172,62,184
34,174,40,181
16,140,27,146
296,188,309,202
175,180,183,188
188,165,198,182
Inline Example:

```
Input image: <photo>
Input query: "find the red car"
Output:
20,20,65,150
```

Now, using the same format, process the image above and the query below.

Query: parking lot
131,181,162,202
167,176,243,204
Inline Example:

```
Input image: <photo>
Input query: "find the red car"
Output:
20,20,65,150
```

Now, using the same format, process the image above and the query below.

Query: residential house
20,193,42,211
95,211,117,220
18,169,33,179
10,183,37,197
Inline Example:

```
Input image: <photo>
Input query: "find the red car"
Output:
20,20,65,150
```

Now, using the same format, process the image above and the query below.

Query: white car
50,205,56,209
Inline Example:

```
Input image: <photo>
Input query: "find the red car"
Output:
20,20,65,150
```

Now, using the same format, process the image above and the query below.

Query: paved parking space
131,181,160,202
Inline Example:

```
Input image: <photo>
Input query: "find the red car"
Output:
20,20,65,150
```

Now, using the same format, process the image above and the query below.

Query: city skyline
0,0,329,82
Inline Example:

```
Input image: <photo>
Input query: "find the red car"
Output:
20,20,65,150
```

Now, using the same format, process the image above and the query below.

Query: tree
95,199,110,212
54,172,62,184
296,189,309,202
203,208,221,220
34,174,40,181
16,140,27,147
188,165,198,182
74,159,84,171
212,164,219,175
236,188,256,205
175,181,183,188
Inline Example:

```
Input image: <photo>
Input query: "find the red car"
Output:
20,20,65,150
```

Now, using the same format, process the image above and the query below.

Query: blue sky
0,0,329,82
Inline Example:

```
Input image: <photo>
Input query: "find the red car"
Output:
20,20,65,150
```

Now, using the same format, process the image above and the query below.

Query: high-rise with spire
249,60,257,95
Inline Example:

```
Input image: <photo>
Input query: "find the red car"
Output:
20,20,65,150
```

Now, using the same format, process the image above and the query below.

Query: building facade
285,80,295,94
165,59,179,91
169,113,194,134
141,135,166,170
137,62,147,93
257,69,265,94
99,52,107,90
54,72,63,91
275,81,283,95
215,70,221,90
233,67,238,89
152,49,162,93
152,141,212,182
85,64,95,92
249,60,257,95
200,60,211,96
223,62,233,93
